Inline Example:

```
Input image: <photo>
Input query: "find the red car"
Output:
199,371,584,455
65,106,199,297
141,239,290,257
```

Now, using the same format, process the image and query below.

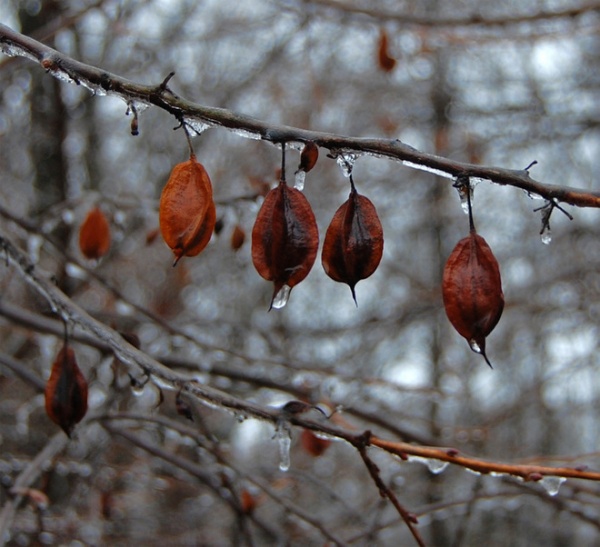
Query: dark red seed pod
251,180,319,309
297,141,319,174
159,154,216,266
79,206,111,260
442,230,504,367
44,344,88,437
322,186,384,304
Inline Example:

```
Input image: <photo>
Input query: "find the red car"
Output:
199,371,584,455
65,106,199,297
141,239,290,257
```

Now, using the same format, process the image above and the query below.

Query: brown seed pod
44,344,88,437
442,187,504,368
251,180,319,309
377,29,396,73
230,224,246,251
296,141,319,174
322,184,384,304
301,429,331,457
159,154,216,266
79,206,111,260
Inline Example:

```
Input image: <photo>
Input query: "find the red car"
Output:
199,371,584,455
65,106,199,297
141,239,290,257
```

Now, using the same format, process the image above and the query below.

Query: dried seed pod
230,224,246,251
442,230,504,367
377,29,396,72
79,206,111,260
44,344,88,437
296,141,319,174
301,429,331,457
159,154,216,266
322,185,384,304
251,180,319,309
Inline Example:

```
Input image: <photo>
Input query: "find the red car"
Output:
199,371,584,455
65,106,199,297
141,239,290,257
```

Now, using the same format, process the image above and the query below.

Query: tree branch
1,23,599,209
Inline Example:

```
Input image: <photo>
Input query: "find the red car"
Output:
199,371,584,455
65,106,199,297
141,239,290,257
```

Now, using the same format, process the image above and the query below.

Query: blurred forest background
0,0,599,545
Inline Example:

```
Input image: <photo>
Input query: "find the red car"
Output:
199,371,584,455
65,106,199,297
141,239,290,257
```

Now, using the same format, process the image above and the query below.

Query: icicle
336,152,359,178
275,420,292,472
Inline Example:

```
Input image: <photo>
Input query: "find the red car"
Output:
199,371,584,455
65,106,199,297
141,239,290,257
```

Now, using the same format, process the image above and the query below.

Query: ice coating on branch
183,118,212,135
0,42,39,63
402,160,453,179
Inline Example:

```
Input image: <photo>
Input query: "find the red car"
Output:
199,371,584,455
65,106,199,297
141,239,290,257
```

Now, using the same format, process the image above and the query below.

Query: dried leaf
159,154,216,265
240,489,257,514
377,29,396,72
44,344,88,437
322,187,384,304
442,231,504,367
251,181,319,309
79,206,111,260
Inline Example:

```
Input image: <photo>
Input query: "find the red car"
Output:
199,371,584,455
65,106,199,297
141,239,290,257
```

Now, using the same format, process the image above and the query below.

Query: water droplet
427,459,449,475
336,153,359,177
541,230,552,245
275,421,292,472
540,476,565,496
469,340,482,354
294,170,306,191
408,456,449,475
271,284,291,309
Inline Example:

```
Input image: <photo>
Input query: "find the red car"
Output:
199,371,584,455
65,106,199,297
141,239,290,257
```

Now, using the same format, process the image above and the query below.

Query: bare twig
1,23,600,209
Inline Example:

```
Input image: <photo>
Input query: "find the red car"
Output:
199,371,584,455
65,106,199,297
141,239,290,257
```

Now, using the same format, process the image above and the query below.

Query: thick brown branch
1,24,599,209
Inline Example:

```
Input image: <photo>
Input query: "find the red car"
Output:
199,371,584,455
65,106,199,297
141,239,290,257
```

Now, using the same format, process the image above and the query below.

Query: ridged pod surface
251,181,319,309
159,154,216,265
45,344,88,437
322,187,384,304
442,230,504,367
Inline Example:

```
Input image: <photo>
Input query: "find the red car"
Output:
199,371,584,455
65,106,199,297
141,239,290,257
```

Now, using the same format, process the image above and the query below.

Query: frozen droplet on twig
426,459,449,475
541,230,552,245
336,153,359,178
271,284,291,309
275,420,292,472
294,170,306,191
407,455,449,475
540,476,565,496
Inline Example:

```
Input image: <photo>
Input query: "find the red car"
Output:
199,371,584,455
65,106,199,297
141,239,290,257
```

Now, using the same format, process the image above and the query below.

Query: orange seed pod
79,206,111,260
159,154,216,266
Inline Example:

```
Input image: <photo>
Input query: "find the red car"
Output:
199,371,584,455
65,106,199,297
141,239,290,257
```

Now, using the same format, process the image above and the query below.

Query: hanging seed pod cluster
442,179,504,367
155,139,504,367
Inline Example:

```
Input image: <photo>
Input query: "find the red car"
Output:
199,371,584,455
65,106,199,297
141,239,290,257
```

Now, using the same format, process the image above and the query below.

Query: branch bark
1,23,600,209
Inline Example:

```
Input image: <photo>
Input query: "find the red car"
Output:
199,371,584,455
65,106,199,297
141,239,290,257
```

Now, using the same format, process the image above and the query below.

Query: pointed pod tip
482,352,494,369
350,284,358,307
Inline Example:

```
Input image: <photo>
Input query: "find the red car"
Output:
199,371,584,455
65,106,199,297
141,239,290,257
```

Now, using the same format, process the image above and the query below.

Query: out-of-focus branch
0,433,68,547
1,24,600,209
296,0,600,28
